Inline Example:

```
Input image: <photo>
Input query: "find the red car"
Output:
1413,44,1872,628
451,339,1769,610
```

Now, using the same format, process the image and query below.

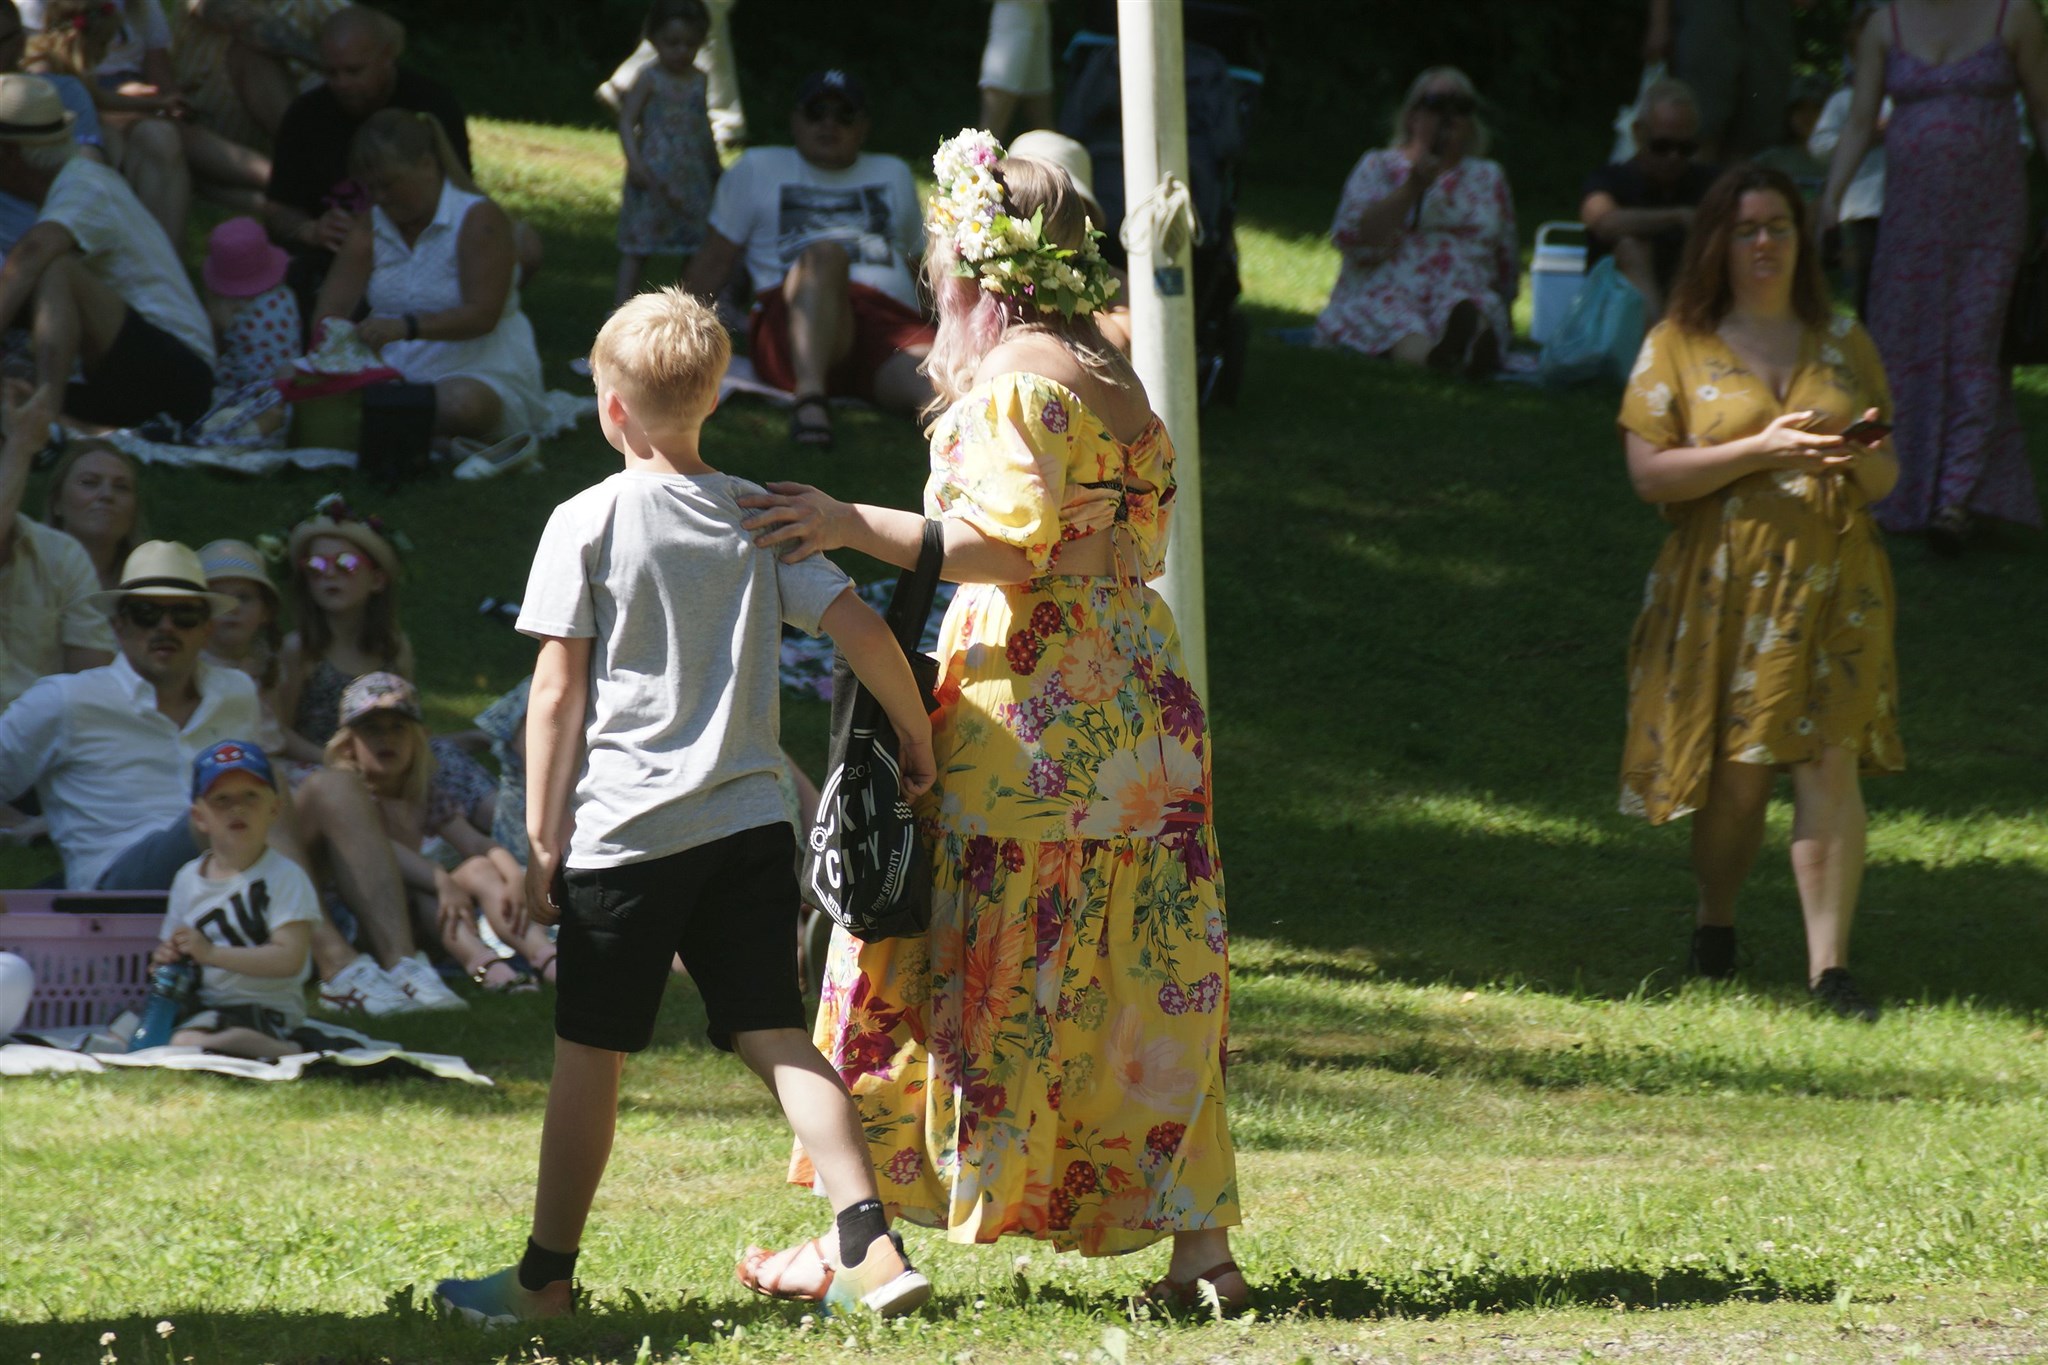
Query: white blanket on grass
0,1021,491,1085
98,390,597,477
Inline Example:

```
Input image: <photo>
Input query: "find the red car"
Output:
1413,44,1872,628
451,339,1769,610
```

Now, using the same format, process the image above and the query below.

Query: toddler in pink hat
202,217,303,423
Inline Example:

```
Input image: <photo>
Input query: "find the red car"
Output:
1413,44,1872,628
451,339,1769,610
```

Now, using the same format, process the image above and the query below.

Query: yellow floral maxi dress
792,372,1240,1254
1619,317,1906,824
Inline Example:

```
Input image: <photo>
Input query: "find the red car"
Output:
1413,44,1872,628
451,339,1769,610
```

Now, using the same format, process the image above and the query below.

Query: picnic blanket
1,1020,491,1085
779,578,954,701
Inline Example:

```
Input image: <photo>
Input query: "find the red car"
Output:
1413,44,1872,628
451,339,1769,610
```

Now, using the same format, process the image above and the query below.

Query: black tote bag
800,520,945,940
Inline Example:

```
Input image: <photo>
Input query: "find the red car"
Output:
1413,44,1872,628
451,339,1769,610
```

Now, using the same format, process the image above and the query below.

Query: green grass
3,116,2047,1363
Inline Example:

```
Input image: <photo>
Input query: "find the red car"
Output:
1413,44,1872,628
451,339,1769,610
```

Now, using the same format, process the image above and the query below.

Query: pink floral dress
1315,150,1518,355
792,372,1239,1255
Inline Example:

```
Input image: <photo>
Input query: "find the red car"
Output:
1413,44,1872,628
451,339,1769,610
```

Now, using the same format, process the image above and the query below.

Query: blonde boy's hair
589,286,731,426
323,718,433,808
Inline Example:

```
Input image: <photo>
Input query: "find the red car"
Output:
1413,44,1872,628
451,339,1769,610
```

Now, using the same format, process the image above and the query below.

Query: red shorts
748,281,937,401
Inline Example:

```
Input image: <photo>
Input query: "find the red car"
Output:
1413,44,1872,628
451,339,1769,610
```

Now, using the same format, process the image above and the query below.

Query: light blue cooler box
1530,221,1589,345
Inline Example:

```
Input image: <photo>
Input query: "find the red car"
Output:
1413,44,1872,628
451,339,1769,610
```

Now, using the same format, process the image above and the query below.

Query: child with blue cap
146,739,323,1058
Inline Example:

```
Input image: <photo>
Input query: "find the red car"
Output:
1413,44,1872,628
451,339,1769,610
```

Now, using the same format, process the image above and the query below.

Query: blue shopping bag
1538,257,1646,388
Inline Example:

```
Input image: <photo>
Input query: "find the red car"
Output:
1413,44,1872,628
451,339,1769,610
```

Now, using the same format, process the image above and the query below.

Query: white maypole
1116,0,1207,694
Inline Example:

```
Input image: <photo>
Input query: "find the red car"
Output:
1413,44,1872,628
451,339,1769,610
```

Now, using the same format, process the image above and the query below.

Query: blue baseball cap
192,739,277,798
796,69,865,113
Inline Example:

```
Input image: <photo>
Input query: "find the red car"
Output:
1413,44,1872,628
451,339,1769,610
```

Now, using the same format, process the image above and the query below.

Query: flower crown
926,128,1119,319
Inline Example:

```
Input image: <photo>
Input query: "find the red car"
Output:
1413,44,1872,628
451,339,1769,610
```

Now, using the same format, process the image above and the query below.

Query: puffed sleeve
1618,321,1688,449
923,374,1070,575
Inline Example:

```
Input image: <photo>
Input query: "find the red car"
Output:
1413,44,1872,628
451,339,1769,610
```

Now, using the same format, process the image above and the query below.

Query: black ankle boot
1686,925,1737,979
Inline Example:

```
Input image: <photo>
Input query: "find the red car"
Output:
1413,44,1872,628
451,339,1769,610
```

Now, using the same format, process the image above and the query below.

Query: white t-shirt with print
707,146,923,308
37,157,215,367
517,470,853,868
160,846,321,1026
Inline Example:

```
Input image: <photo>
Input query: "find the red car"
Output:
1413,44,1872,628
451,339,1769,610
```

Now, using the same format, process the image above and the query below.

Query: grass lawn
2,117,2046,1364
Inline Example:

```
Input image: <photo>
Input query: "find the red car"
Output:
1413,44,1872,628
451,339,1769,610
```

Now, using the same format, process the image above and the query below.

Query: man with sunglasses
1580,78,1720,322
0,539,261,892
684,68,933,449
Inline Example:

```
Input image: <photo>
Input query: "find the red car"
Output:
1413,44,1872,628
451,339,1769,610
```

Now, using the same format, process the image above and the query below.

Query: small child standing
149,741,321,1060
614,0,720,306
434,288,936,1324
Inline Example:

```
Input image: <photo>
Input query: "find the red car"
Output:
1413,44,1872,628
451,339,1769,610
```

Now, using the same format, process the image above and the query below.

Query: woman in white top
312,109,546,442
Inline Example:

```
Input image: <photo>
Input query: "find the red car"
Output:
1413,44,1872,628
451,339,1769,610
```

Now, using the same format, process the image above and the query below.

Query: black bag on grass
801,520,944,941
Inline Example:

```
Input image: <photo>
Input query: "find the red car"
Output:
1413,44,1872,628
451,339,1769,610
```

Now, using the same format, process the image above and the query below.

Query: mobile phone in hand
1840,417,1892,446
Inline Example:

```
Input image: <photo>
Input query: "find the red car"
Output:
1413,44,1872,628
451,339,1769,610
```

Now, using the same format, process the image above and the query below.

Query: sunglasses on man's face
1417,93,1476,118
800,101,858,127
120,600,210,631
302,551,368,579
1647,137,1700,158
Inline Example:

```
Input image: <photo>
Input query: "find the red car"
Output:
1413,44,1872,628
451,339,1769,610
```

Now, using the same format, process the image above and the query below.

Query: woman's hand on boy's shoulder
738,481,848,562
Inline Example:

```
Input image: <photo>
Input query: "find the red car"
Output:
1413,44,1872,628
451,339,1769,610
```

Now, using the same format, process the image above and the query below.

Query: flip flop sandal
1134,1260,1249,1317
469,956,539,994
451,432,541,481
736,1236,834,1302
789,393,834,449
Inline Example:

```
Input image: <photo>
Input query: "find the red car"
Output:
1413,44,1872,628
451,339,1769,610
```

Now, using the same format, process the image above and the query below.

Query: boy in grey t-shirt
435,288,937,1326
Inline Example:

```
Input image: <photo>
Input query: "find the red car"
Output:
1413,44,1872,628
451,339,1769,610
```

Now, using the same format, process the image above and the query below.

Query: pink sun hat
203,216,290,298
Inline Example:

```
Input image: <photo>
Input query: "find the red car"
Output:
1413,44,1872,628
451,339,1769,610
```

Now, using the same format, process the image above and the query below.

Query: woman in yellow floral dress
739,133,1242,1310
1620,164,1903,1022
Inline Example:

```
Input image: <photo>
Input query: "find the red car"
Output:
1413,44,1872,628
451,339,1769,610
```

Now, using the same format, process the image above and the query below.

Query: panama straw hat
198,538,281,612
1008,129,1099,214
0,74,78,146
89,540,241,616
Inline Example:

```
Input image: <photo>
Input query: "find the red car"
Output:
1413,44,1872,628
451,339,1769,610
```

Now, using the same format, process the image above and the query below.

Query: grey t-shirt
518,470,852,868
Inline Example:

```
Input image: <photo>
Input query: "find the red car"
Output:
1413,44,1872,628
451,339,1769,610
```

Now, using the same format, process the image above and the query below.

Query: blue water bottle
127,961,198,1051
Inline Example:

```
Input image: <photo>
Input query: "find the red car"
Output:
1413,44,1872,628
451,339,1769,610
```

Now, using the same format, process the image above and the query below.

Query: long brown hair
42,439,148,564
291,551,404,666
25,0,120,79
1666,164,1831,335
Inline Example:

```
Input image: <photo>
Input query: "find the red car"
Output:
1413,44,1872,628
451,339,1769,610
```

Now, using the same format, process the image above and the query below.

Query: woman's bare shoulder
972,335,1083,390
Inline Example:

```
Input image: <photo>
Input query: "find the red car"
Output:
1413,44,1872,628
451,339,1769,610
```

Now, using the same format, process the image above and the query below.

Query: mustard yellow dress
792,372,1240,1254
1619,316,1906,825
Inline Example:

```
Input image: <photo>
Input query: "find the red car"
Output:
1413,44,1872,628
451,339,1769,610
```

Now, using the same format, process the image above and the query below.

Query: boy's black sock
518,1237,579,1291
835,1199,890,1266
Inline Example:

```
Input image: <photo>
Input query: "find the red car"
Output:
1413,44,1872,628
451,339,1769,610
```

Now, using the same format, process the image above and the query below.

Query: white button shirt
0,652,260,889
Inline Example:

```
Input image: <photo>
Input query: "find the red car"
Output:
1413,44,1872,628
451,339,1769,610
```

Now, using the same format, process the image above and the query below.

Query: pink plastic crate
0,892,166,1031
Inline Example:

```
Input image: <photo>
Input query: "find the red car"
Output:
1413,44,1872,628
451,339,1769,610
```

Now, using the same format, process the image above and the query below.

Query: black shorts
181,1003,295,1041
68,306,215,428
555,823,805,1054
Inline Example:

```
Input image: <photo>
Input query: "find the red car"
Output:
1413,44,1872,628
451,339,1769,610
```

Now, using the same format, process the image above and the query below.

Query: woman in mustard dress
1620,165,1903,1022
739,132,1243,1311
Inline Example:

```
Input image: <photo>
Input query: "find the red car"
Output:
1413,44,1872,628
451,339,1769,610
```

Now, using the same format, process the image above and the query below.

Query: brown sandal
736,1236,835,1302
468,956,539,994
789,394,834,449
1134,1260,1248,1317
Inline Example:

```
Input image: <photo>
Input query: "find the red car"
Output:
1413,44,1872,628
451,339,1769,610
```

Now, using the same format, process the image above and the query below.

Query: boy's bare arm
525,636,593,923
818,589,935,798
167,921,312,979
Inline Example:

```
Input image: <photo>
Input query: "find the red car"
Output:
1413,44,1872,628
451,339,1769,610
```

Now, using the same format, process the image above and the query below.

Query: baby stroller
1057,0,1265,407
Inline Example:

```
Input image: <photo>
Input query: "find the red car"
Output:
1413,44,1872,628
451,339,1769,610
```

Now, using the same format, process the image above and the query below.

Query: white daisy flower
1697,384,1721,402
1644,382,1674,417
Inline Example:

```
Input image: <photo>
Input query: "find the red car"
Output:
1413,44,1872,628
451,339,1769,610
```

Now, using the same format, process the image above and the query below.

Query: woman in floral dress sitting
736,130,1244,1314
1314,66,1518,378
1619,164,1902,1022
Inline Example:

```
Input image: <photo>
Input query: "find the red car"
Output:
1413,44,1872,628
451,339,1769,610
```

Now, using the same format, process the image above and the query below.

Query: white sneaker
318,956,419,1017
388,953,469,1011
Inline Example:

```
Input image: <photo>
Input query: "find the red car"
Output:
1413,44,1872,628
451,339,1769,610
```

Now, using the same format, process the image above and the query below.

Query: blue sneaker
434,1266,573,1326
824,1231,932,1319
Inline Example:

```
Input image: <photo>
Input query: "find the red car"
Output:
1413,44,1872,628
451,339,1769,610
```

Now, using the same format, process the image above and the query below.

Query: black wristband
403,312,419,341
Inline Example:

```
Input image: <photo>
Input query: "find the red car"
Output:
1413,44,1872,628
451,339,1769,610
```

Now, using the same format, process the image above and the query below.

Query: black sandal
469,956,539,994
789,393,834,449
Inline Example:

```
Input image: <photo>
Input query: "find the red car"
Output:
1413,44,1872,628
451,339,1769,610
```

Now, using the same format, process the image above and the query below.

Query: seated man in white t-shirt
683,69,935,448
0,74,215,429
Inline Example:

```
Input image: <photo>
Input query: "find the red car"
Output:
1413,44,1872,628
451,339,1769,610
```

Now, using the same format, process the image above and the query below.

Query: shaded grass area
2,115,2047,1364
